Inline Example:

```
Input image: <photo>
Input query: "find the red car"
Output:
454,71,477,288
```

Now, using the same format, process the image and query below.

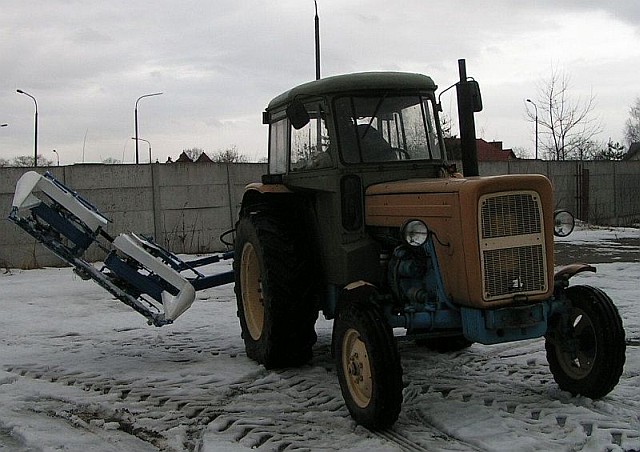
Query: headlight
401,219,429,246
554,209,575,237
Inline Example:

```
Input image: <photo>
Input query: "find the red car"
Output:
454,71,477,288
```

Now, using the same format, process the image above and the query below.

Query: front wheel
333,300,403,430
545,285,626,398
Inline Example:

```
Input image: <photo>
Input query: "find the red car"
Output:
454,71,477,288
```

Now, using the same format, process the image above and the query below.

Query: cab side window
290,102,332,171
269,116,288,174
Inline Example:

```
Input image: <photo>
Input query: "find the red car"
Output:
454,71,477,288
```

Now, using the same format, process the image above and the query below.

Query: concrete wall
479,160,640,225
2,160,639,269
1,163,266,269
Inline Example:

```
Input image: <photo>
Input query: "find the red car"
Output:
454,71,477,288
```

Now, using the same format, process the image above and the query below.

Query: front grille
481,193,541,238
479,191,547,301
482,245,545,298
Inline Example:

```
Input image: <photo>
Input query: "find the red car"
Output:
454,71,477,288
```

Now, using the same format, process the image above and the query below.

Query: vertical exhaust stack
456,59,480,177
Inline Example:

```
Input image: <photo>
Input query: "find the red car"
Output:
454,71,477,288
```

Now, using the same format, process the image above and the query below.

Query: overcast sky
2,1,639,165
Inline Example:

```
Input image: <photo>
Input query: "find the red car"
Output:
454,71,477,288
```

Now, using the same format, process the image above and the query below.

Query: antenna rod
314,0,321,80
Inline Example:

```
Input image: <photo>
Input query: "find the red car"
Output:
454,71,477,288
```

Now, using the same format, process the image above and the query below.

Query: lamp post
131,137,151,163
526,98,538,160
52,149,60,166
17,89,38,167
134,92,162,164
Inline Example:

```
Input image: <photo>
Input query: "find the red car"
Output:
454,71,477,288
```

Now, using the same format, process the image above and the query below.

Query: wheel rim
241,242,264,340
555,307,597,379
341,328,372,408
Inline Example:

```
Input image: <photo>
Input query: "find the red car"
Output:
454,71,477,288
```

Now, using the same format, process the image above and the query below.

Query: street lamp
17,89,38,167
134,92,162,164
52,149,60,166
526,98,539,160
131,137,151,163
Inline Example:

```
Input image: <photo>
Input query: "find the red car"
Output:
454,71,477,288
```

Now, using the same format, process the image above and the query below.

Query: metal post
52,149,60,166
134,92,163,165
526,99,539,159
17,90,38,167
132,137,151,163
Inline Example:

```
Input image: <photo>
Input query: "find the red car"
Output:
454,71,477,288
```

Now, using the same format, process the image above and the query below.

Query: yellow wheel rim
241,242,264,340
342,328,372,408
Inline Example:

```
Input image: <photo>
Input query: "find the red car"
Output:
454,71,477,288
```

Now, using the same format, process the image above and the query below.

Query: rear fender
240,182,292,213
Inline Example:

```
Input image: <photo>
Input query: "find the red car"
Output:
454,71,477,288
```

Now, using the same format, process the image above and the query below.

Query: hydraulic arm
9,171,234,326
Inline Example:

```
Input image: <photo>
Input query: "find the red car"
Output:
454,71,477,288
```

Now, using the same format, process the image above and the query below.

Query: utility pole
526,99,539,159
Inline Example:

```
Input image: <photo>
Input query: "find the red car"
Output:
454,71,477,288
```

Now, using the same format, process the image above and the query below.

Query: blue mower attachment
9,171,234,327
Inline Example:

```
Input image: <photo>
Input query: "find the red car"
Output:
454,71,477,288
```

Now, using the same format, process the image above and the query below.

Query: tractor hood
364,174,556,308
365,174,553,228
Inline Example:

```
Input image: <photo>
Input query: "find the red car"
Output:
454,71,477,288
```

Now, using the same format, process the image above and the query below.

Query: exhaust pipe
455,59,481,177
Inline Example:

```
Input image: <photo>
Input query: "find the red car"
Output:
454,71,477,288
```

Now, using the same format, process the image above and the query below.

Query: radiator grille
479,191,547,301
482,245,545,298
481,193,541,238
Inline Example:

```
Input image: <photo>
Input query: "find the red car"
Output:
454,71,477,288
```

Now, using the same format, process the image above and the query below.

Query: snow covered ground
1,226,639,451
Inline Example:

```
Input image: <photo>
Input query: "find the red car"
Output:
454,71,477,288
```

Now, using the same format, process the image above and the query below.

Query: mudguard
554,263,596,282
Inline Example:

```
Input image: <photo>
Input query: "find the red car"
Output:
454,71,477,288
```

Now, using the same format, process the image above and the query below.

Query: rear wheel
333,299,403,430
545,285,625,398
234,211,318,368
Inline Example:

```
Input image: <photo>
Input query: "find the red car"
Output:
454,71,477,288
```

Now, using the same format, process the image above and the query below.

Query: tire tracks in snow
3,337,486,452
397,338,640,451
5,329,639,451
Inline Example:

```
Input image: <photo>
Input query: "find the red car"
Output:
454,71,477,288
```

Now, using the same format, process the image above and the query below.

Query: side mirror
286,100,310,130
553,209,575,237
469,80,483,112
467,80,482,113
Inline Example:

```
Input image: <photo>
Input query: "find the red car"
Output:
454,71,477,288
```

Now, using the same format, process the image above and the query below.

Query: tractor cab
263,72,448,187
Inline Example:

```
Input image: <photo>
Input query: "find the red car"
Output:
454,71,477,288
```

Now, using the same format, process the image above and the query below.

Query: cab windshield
335,94,442,163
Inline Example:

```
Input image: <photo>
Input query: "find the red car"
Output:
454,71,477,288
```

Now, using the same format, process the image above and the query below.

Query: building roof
444,138,517,161
175,151,193,163
623,142,640,161
195,152,213,163
476,140,517,161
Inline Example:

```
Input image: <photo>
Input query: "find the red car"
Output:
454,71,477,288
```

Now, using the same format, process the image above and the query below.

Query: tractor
10,60,626,430
232,60,626,429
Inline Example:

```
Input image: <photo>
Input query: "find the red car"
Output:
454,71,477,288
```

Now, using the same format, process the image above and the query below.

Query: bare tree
526,68,601,160
11,155,54,167
624,96,640,146
440,113,456,139
212,145,247,163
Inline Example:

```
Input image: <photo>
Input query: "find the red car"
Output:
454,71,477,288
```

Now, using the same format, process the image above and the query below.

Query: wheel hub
241,242,265,340
556,309,597,379
342,329,372,408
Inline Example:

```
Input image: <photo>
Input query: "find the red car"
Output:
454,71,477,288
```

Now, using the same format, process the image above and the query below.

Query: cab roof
267,72,438,111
